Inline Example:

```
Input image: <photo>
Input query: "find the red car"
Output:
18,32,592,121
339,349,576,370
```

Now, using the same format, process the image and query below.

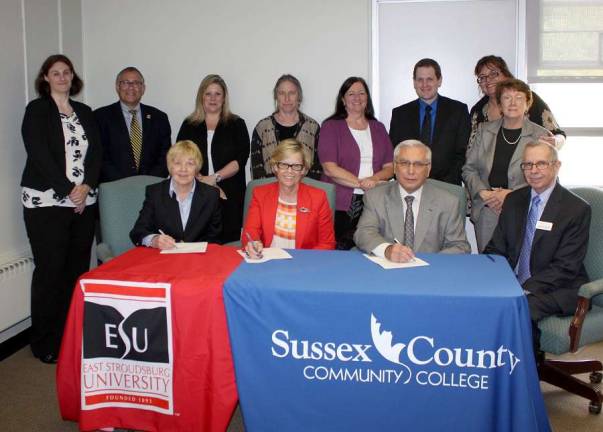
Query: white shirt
207,130,215,174
372,184,424,258
120,102,142,135
348,125,373,195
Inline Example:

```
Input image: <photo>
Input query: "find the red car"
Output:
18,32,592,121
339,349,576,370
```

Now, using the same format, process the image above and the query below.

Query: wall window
528,0,603,186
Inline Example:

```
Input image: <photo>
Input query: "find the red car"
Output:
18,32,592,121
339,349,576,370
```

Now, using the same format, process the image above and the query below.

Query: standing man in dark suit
485,141,590,353
95,66,172,182
389,58,470,185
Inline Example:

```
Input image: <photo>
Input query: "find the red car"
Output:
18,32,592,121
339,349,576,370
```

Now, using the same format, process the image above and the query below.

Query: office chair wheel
588,401,601,414
590,372,602,384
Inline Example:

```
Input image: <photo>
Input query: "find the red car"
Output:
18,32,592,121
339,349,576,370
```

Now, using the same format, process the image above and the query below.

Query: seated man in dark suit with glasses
485,141,591,355
95,66,172,182
354,140,470,262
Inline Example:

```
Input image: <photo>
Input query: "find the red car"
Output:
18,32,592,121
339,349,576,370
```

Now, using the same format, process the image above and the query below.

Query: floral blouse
22,112,97,208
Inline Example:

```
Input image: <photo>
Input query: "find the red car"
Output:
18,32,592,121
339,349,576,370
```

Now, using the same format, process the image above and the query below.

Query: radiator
0,256,33,343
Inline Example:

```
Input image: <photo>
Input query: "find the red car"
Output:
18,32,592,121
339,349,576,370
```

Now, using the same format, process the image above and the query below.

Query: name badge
536,221,553,231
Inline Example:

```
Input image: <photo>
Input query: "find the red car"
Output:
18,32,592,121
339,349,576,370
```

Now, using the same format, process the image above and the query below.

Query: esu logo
83,302,169,363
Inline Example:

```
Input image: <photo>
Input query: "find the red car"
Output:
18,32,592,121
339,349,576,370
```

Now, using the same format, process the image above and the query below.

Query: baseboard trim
0,328,30,361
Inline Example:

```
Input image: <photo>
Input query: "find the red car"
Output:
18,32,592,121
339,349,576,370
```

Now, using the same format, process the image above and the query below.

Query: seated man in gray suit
354,140,470,262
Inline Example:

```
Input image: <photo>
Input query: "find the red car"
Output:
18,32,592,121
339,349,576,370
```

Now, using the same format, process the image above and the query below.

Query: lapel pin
146,114,151,119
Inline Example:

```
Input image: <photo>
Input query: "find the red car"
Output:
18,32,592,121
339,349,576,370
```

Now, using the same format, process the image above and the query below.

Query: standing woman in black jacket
177,74,249,243
21,54,102,363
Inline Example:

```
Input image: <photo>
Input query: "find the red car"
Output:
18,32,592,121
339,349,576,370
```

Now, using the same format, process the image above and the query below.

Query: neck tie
516,195,541,284
403,196,415,249
129,109,142,170
420,105,432,146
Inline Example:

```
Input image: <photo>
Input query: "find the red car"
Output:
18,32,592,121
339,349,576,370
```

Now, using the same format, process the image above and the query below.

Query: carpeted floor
0,344,601,431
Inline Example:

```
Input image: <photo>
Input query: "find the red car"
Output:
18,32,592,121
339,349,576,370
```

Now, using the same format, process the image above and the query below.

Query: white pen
157,229,178,247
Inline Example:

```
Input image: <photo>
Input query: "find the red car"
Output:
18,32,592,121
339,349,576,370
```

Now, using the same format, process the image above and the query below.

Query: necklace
501,127,521,145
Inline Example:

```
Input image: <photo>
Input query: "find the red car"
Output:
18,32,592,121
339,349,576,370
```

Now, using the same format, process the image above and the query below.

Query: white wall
0,0,28,265
0,0,84,337
376,0,519,127
82,0,372,144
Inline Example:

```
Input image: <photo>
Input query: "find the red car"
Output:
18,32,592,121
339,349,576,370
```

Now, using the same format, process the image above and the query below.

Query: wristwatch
215,173,222,183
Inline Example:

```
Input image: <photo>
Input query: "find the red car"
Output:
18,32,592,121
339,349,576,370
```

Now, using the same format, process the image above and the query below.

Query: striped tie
129,109,142,170
403,196,415,249
516,195,541,284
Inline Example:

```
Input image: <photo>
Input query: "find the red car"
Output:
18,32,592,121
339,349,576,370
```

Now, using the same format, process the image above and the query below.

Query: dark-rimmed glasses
276,162,304,172
477,70,500,84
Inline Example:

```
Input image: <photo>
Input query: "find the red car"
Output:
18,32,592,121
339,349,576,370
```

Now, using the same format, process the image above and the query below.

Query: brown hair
413,58,442,80
495,78,533,110
34,54,83,97
474,55,513,79
273,74,303,105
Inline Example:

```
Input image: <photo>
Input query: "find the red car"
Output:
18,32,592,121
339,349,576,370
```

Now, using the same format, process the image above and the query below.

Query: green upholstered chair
96,175,164,262
242,177,336,223
426,178,466,216
538,186,603,414
229,177,336,247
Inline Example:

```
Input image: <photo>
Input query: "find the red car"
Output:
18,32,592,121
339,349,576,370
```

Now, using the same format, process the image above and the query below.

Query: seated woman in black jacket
130,140,222,249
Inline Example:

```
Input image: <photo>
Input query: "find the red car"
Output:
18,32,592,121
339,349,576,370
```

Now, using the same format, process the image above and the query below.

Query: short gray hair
394,139,432,162
115,66,144,85
524,141,558,161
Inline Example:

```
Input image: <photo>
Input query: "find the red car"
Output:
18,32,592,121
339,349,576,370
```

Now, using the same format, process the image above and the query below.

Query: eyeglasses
395,160,431,169
476,71,500,84
276,162,304,172
520,161,556,171
119,80,144,88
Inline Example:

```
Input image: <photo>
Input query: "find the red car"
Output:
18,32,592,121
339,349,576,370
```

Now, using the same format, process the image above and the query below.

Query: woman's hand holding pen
244,232,264,260
153,229,176,250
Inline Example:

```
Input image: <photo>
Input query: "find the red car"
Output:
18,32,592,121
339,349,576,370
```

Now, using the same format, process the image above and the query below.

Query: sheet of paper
363,254,429,269
237,247,292,263
160,242,208,254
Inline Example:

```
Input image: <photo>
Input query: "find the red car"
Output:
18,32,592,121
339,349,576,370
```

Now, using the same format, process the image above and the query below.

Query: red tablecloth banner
57,245,242,431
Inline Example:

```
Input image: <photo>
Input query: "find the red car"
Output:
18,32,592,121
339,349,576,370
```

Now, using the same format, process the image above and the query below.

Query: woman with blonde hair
242,138,335,258
130,140,222,248
177,74,249,243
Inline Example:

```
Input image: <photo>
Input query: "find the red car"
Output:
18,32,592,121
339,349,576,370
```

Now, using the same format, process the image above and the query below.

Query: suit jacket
242,182,335,250
177,116,250,243
485,184,590,314
129,179,222,245
354,180,471,254
21,97,102,198
95,102,171,182
389,95,470,185
462,118,549,224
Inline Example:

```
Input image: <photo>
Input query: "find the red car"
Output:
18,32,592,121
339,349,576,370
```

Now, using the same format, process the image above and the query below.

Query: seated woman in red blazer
242,138,335,258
